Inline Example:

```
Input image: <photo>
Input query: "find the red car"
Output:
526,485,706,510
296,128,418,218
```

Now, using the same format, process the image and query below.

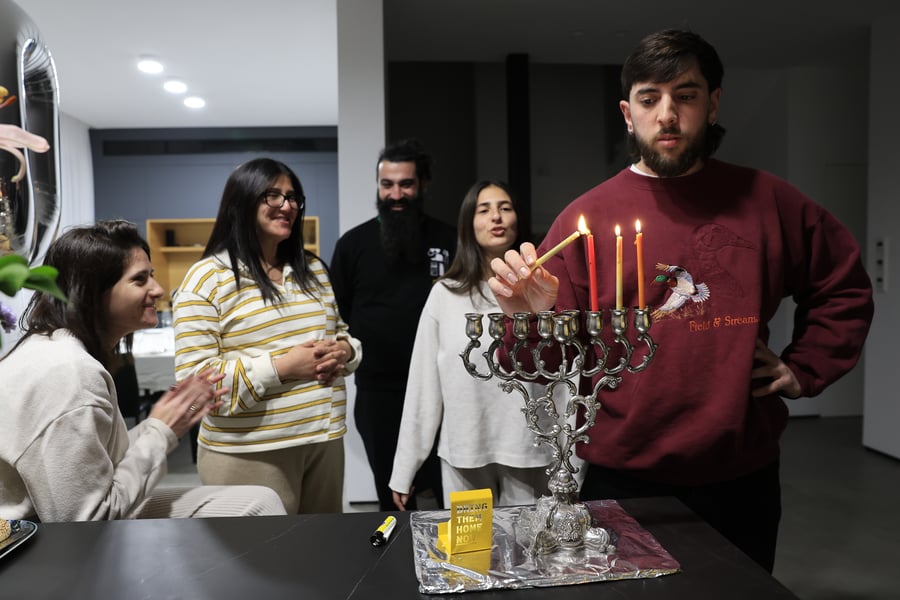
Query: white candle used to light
532,229,582,270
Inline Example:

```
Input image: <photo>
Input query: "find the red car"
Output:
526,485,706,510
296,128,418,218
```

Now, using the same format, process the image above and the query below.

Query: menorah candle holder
461,308,657,556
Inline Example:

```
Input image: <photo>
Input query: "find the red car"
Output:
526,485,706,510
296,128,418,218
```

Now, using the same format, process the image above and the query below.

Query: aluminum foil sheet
410,499,680,594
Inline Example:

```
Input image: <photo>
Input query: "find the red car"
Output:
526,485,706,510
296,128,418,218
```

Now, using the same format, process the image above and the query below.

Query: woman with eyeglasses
173,158,361,514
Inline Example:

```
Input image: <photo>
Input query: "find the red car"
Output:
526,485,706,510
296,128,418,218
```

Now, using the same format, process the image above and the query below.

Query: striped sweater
173,251,362,453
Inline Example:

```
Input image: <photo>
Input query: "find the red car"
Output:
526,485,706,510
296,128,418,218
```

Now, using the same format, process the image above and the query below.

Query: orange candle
578,216,597,311
635,220,645,309
615,225,623,309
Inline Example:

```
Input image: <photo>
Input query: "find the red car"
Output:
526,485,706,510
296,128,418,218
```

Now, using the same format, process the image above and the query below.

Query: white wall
58,112,95,230
1,111,93,356
337,0,385,235
863,12,900,457
336,0,384,503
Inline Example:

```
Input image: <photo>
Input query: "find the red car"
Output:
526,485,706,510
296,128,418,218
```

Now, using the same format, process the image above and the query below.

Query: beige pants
440,460,550,508
198,438,344,514
132,485,286,518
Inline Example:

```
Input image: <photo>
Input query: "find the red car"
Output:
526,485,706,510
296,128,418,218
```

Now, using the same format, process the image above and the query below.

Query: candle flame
615,224,621,236
635,219,642,233
577,215,590,235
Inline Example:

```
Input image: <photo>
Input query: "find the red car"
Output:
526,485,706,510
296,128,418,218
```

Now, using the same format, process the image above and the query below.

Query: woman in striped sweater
173,158,362,514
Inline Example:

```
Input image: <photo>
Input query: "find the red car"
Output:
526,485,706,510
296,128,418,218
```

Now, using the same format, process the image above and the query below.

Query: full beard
633,125,705,177
376,193,426,265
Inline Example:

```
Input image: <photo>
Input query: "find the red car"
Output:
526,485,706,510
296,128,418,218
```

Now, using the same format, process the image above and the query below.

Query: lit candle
635,220,645,309
532,229,582,270
615,224,623,309
578,216,597,311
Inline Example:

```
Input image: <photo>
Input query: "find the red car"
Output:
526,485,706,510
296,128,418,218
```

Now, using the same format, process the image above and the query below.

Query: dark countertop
0,497,798,599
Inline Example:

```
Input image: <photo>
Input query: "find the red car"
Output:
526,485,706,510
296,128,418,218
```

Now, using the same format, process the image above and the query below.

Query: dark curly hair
376,138,433,186
621,29,726,163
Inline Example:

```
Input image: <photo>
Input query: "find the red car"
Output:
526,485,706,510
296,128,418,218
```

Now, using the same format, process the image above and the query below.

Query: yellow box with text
437,488,493,555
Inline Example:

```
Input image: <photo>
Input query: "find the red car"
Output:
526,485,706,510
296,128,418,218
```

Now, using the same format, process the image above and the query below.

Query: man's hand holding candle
488,241,560,317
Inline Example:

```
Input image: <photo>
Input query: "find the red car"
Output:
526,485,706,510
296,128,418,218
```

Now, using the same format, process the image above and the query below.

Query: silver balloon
0,0,60,267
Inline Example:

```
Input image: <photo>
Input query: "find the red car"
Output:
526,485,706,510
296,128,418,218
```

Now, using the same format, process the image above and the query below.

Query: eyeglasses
261,190,305,209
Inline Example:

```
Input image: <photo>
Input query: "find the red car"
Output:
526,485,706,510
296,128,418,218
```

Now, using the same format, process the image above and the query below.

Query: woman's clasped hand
274,338,353,386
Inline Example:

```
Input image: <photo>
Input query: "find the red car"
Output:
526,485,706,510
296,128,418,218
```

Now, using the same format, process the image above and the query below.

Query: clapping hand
148,369,228,438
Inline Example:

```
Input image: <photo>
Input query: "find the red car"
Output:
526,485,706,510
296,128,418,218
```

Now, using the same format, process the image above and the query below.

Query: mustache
382,197,412,210
658,126,681,135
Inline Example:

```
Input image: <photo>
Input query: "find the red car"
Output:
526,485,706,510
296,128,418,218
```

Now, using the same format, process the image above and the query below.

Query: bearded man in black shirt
330,139,456,511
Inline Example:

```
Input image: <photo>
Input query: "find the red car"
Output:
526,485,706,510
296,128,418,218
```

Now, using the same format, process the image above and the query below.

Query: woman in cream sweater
389,180,555,509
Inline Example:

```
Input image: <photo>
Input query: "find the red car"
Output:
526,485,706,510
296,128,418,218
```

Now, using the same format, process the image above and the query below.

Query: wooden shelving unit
145,219,213,301
146,217,320,304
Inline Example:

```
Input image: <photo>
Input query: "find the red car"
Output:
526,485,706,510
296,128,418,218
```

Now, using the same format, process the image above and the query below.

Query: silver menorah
461,308,657,556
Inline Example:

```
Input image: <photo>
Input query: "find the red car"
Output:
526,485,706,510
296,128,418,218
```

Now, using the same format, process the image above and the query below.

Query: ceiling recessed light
163,79,187,94
184,96,206,109
137,57,164,74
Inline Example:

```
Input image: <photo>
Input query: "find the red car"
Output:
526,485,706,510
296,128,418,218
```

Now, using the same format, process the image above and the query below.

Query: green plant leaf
0,258,66,302
0,253,28,269
0,261,30,296
27,265,58,278
24,266,65,301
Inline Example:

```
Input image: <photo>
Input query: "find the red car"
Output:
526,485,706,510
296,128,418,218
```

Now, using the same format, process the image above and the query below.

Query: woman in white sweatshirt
0,220,285,521
389,180,553,509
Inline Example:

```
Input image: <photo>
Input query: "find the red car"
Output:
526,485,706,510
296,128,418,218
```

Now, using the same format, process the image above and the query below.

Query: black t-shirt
330,216,456,390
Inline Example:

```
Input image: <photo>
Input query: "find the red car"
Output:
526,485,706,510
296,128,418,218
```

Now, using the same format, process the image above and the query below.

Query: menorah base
515,495,616,556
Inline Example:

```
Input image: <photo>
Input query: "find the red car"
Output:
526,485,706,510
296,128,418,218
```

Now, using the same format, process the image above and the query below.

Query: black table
0,497,798,599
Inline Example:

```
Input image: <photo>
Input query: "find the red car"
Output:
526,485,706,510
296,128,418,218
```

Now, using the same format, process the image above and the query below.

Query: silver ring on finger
189,404,198,412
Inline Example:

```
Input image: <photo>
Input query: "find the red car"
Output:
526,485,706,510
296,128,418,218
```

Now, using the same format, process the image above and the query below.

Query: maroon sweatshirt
508,159,873,485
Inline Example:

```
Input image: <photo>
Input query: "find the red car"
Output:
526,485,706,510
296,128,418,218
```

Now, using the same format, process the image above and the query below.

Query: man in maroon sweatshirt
488,29,873,572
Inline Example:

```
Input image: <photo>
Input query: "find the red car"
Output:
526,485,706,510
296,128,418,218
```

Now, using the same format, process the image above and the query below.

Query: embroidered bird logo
652,263,710,319
691,223,754,298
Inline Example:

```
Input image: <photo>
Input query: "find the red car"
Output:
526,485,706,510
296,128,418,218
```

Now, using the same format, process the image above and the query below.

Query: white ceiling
12,0,339,129
10,0,900,130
